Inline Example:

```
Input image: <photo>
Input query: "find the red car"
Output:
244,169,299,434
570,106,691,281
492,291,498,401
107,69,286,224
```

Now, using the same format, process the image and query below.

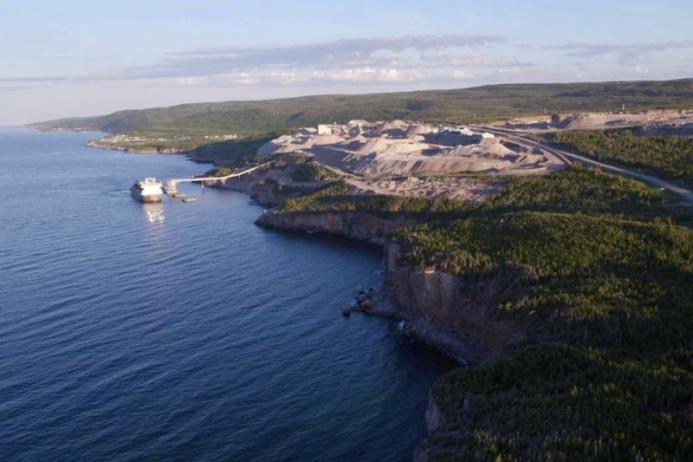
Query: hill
31,78,693,138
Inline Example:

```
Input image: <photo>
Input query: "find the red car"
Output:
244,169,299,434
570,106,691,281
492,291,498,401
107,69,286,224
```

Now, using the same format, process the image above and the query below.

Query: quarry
494,109,693,136
259,120,567,178
257,119,568,202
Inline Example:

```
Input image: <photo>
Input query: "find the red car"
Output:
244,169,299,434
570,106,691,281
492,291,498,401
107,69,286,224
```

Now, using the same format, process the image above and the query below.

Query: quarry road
320,163,404,196
479,126,693,205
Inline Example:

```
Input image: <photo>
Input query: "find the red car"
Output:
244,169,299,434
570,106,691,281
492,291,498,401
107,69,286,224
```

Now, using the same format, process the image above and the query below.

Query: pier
164,163,269,198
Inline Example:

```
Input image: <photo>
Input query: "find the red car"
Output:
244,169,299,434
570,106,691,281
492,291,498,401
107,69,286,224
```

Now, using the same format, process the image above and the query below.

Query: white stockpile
259,120,565,177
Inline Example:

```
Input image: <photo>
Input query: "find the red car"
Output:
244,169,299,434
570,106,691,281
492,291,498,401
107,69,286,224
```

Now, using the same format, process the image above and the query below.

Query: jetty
164,163,268,198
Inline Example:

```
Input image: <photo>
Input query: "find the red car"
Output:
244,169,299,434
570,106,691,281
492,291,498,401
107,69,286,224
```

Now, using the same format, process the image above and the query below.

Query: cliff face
212,172,327,208
257,209,526,362
384,243,526,362
413,393,447,462
85,139,187,154
216,174,284,208
256,210,416,245
255,208,531,461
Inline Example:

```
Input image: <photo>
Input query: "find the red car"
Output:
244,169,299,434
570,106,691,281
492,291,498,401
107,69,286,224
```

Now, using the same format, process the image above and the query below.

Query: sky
1,0,692,125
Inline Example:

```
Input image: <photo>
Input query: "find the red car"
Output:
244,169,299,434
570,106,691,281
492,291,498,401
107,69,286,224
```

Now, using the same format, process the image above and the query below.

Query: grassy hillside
32,79,693,139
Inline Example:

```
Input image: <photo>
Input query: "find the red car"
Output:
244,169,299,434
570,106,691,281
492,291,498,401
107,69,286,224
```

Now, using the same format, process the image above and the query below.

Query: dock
163,163,269,202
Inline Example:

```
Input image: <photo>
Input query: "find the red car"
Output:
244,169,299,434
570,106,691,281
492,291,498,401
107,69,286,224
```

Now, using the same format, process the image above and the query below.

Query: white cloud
634,64,649,75
320,67,422,83
553,40,693,65
174,77,203,87
3,35,692,99
452,69,470,80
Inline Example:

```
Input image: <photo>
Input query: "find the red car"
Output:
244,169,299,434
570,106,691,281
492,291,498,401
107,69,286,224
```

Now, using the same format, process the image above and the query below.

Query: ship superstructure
130,177,163,203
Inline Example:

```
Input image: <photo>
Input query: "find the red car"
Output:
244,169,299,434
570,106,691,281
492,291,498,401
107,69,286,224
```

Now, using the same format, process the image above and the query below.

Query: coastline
254,208,519,365
85,139,188,155
43,128,693,461
2,127,445,462
191,152,483,457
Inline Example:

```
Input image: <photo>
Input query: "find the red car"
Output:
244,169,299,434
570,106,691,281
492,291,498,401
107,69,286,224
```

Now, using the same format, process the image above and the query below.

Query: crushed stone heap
259,120,565,177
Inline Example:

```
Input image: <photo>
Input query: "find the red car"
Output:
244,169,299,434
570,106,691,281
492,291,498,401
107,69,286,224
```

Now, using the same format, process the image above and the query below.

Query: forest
550,129,693,187
279,164,692,460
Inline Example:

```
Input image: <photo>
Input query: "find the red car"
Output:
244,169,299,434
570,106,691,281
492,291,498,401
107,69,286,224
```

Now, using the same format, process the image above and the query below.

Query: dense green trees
289,161,336,183
403,213,692,461
189,136,272,164
280,181,461,216
37,79,693,139
550,129,693,187
281,166,689,224
279,165,692,460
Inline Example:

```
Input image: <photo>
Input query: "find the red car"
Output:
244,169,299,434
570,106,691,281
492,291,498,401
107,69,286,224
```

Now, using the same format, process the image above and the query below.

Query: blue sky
1,0,692,124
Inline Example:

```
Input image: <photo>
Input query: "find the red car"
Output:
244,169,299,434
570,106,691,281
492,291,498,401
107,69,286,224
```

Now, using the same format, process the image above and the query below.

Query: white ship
130,177,163,203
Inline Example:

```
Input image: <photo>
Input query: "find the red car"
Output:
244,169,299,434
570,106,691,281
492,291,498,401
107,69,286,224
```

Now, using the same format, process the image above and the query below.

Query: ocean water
0,129,451,461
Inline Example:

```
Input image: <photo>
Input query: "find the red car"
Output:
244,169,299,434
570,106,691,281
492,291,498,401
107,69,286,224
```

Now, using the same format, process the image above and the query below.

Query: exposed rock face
384,243,526,362
210,167,332,208
424,389,445,433
211,172,305,208
215,173,283,207
257,210,526,362
256,210,415,245
85,139,187,154
412,392,446,462
254,207,530,460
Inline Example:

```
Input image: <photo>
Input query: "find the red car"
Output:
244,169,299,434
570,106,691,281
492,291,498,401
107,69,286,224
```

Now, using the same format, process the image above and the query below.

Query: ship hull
131,186,162,203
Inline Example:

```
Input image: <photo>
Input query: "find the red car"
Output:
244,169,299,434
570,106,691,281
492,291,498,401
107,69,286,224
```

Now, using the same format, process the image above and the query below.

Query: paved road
479,126,693,205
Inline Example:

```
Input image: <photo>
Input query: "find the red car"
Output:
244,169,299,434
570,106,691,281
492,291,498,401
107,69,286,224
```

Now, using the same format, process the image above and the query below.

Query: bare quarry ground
255,110,692,202
259,120,566,177
495,109,693,136
353,175,505,203
259,120,566,201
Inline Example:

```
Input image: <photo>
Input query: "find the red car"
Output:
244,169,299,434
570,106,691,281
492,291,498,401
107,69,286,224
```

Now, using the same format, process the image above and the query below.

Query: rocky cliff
384,243,527,362
256,209,526,363
85,139,187,154
256,210,413,245
215,173,284,208
251,202,533,462
211,170,329,208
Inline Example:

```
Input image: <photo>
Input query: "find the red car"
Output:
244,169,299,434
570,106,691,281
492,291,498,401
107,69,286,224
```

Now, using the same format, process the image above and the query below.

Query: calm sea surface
0,128,451,461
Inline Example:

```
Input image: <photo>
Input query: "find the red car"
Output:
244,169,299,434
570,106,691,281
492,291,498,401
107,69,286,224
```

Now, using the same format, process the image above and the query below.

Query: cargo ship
130,177,163,203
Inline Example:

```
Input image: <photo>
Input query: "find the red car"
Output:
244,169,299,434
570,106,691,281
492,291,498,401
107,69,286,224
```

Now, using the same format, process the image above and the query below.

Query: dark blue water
0,129,450,461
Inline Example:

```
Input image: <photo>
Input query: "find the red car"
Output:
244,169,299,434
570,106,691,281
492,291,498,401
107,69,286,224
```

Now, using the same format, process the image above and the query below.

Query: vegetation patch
548,129,693,187
188,135,274,165
275,164,692,460
483,164,690,223
289,160,337,183
400,212,693,461
425,344,692,461
280,182,467,217
280,165,689,225
35,79,693,141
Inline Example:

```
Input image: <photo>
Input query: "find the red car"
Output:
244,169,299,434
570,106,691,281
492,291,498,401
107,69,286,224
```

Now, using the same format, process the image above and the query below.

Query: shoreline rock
256,209,417,246
256,208,526,365
85,140,188,155
218,178,530,459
